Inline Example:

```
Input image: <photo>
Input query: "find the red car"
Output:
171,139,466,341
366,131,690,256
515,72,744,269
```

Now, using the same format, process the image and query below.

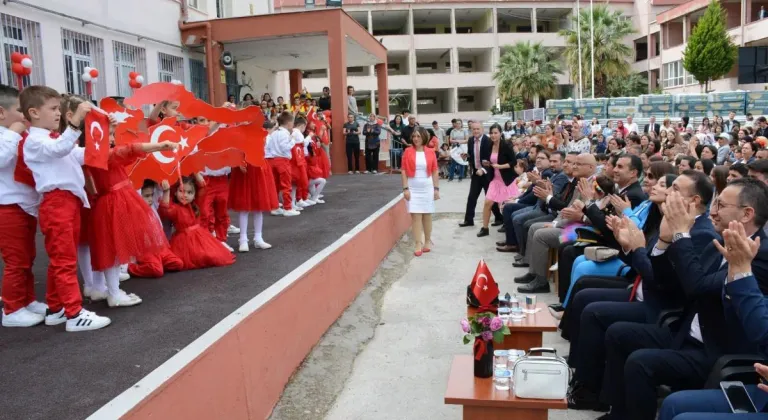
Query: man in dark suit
643,116,660,136
599,178,768,420
566,171,717,411
460,121,502,228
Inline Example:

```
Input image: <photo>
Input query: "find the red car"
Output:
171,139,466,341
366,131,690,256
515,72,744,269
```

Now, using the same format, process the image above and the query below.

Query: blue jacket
726,275,768,358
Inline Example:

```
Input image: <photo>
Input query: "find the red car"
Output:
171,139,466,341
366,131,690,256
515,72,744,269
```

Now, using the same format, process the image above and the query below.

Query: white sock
239,211,249,243
254,211,264,243
104,265,121,297
92,271,106,293
77,245,93,290
311,178,327,200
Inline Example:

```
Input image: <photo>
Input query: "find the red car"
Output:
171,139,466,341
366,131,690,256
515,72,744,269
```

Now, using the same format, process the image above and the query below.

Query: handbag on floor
513,348,570,400
583,246,619,262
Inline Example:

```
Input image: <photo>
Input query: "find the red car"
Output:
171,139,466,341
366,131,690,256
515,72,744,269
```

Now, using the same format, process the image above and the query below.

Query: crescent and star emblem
150,125,177,164
89,121,104,151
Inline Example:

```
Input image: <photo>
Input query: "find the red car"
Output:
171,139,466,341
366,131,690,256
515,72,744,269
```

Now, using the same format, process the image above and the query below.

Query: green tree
493,41,561,109
560,6,636,97
682,0,738,92
606,73,649,97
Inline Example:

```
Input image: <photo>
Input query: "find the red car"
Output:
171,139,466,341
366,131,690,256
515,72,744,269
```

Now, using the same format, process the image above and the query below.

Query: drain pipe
179,20,216,103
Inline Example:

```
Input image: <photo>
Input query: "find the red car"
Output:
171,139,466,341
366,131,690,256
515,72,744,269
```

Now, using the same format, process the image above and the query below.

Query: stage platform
0,174,407,420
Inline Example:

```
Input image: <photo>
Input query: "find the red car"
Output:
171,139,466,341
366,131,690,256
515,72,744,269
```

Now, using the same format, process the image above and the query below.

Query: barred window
113,41,147,98
0,13,45,88
158,52,184,83
61,29,106,99
189,58,209,102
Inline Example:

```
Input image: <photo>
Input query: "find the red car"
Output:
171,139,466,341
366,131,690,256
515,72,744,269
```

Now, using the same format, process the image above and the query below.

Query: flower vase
473,338,494,378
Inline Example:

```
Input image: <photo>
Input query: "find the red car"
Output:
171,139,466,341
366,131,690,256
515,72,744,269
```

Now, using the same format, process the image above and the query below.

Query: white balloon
91,77,98,83
21,57,33,69
171,79,183,85
135,75,145,84
81,73,92,82
83,66,92,73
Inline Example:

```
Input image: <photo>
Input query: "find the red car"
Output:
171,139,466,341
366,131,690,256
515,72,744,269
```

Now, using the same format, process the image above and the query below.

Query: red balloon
129,79,141,89
128,71,138,79
89,68,99,78
10,52,22,63
11,63,24,75
22,67,32,76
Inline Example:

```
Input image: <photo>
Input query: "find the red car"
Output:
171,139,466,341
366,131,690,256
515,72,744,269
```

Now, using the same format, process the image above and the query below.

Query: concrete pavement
270,175,603,420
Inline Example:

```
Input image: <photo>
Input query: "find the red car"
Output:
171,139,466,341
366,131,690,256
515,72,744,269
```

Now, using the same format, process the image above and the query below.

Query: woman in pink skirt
478,123,520,237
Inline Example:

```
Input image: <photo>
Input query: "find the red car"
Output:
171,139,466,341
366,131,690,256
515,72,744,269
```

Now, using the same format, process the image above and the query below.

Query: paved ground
0,174,402,420
271,177,603,420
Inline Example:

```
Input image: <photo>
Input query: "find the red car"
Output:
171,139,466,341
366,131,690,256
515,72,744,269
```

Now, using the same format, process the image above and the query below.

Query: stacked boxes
574,98,609,120
674,94,709,118
708,91,746,116
637,94,674,117
545,99,576,120
607,97,638,119
747,91,768,116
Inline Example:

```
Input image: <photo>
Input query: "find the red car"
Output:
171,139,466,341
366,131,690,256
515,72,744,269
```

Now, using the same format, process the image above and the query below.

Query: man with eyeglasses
600,178,768,420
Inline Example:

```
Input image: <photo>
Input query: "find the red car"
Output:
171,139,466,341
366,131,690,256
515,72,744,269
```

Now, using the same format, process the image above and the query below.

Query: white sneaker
44,308,66,326
318,194,324,199
89,289,108,302
65,309,111,332
238,241,250,253
304,199,317,206
254,239,272,249
314,198,326,204
294,205,304,211
119,271,131,282
221,241,234,252
298,200,313,207
271,208,285,216
549,263,559,272
372,170,378,174
283,209,301,217
364,171,370,174
2,307,44,327
355,171,360,174
348,171,353,174
25,301,48,315
228,224,241,235
107,290,142,308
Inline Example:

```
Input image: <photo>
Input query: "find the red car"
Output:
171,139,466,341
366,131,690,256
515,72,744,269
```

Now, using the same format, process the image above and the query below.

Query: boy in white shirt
20,86,110,332
0,84,47,328
266,111,300,216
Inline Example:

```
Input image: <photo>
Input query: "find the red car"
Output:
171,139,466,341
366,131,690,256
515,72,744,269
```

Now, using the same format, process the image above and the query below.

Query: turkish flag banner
84,111,110,170
99,97,144,139
467,259,500,310
194,122,266,167
128,118,207,186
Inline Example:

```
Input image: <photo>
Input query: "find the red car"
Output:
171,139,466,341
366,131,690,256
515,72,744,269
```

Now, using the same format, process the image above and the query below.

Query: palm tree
606,72,649,97
560,5,636,98
493,41,562,109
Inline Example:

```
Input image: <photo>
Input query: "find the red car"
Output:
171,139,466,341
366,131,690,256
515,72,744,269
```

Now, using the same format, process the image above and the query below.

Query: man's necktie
628,275,642,301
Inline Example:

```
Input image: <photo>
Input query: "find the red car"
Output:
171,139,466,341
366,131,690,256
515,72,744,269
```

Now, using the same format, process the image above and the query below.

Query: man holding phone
459,121,502,229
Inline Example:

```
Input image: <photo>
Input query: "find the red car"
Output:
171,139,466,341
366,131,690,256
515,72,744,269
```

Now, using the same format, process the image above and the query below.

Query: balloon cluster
81,67,99,97
128,72,145,89
10,52,33,89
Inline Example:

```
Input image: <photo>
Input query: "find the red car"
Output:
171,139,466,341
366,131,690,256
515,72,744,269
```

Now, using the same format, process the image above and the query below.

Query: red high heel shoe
422,241,433,253
414,250,423,257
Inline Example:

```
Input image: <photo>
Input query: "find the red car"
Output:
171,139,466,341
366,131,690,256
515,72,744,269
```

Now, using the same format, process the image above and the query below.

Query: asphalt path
0,174,401,420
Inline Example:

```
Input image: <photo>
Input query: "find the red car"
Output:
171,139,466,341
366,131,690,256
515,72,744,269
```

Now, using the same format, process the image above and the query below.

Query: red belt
110,179,131,192
176,225,200,234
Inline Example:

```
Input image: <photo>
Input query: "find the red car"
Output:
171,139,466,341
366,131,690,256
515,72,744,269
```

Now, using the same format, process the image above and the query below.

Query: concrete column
375,62,389,118
211,42,227,106
289,69,302,97
452,87,458,114
368,10,373,34
682,15,688,43
648,33,655,58
411,88,418,115
450,8,456,34
407,9,414,35
492,8,498,34
328,24,349,175
532,8,538,33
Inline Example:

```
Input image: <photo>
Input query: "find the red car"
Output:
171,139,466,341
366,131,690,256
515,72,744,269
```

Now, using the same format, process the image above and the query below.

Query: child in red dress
229,122,279,253
159,174,235,269
21,86,110,331
304,128,328,204
88,135,177,306
127,180,184,278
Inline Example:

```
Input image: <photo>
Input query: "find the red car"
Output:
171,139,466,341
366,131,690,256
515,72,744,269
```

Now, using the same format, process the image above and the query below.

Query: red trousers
203,175,230,240
269,158,293,210
38,190,83,317
128,246,184,278
0,204,37,314
293,165,309,200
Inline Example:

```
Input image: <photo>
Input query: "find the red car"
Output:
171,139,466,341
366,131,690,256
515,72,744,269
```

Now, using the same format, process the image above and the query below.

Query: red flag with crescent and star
471,259,499,308
84,111,110,170
127,118,207,187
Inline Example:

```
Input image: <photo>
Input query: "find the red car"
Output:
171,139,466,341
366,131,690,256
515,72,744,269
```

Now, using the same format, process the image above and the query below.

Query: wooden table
467,303,558,351
445,355,567,420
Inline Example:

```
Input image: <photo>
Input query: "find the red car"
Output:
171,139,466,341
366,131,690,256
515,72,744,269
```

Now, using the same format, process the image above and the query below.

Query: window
663,60,684,88
458,61,474,72
387,63,400,71
414,27,437,35
216,0,225,18
686,72,696,85
0,13,45,89
188,0,200,9
189,59,208,102
416,97,436,105
113,41,147,97
61,30,106,99
158,52,184,83
416,62,437,71
458,95,475,103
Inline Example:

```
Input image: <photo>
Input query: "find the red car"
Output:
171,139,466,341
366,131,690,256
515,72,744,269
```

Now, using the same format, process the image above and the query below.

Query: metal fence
61,29,107,100
0,13,45,88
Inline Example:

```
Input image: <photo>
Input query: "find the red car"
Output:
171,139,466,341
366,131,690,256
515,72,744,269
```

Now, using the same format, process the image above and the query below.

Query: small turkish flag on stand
85,111,110,170
466,259,500,310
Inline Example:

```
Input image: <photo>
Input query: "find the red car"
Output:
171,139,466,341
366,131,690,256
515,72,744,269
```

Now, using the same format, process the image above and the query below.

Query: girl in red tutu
290,116,312,209
314,121,331,179
229,122,279,253
159,174,235,269
304,124,327,204
88,133,179,306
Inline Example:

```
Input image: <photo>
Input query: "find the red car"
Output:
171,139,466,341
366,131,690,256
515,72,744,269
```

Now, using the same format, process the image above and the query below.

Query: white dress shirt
626,122,639,134
264,132,274,159
0,127,39,216
266,127,293,159
23,126,89,207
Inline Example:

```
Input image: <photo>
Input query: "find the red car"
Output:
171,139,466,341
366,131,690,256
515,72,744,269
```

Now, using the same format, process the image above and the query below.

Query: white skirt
407,176,435,214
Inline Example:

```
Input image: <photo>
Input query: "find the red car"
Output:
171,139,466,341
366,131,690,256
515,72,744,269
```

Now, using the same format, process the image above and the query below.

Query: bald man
517,153,597,293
